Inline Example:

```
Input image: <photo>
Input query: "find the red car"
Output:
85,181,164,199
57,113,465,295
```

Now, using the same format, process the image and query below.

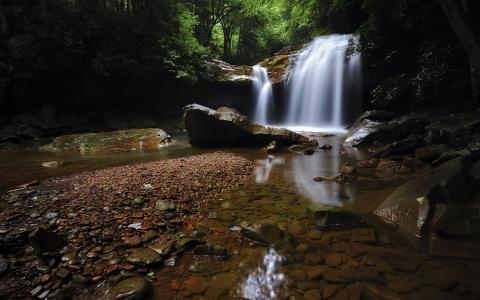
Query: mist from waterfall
252,65,273,125
285,34,362,132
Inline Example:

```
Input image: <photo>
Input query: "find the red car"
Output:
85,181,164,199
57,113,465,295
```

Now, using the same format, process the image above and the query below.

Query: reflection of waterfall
285,34,362,131
255,156,285,184
239,248,285,300
252,66,273,125
290,145,355,206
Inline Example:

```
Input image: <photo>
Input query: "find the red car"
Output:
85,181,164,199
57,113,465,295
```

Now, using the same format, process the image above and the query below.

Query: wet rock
307,229,323,240
193,244,228,257
323,266,352,283
29,228,67,254
0,258,8,274
304,289,321,300
241,223,284,244
40,128,170,154
306,265,326,279
199,59,253,83
313,210,363,229
291,269,306,281
185,276,208,294
289,143,318,155
345,112,428,147
415,145,450,162
374,156,473,237
148,241,174,256
288,221,306,235
430,205,480,239
183,104,317,147
55,268,71,280
205,272,235,299
111,277,152,300
373,134,425,157
123,236,143,247
155,200,175,211
304,252,324,265
41,161,63,168
407,286,466,300
386,275,420,293
266,141,280,153
428,234,480,259
425,110,480,147
319,144,333,150
126,248,162,266
71,274,90,287
422,267,462,290
355,110,397,123
323,284,340,298
326,254,342,267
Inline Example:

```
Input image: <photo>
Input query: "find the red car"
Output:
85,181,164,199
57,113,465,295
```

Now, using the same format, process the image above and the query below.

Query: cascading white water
252,65,273,125
285,34,362,132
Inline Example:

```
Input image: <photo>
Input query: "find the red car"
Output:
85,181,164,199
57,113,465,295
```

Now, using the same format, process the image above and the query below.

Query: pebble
45,212,58,219
304,289,321,300
306,265,326,279
326,253,342,267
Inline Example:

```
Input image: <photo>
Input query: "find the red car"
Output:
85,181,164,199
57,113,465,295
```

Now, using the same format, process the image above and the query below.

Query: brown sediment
0,152,254,299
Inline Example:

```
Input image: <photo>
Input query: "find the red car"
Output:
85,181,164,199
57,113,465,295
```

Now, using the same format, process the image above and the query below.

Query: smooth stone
323,284,340,298
155,200,175,211
71,274,90,287
185,276,208,294
306,265,326,279
288,221,306,235
291,270,306,281
111,277,152,300
126,248,162,266
205,273,235,299
296,243,309,253
304,252,324,265
326,254,342,267
307,230,323,240
304,289,321,300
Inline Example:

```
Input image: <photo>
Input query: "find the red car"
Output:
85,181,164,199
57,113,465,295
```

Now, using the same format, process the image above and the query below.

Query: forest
1,1,480,300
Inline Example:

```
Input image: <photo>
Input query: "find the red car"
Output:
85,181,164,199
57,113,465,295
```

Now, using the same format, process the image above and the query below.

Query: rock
123,236,142,247
41,161,63,168
304,252,324,265
387,275,420,293
29,228,66,254
374,156,473,237
266,141,280,153
313,210,363,229
415,145,450,162
241,223,284,244
373,134,425,157
430,205,480,239
39,128,170,154
425,110,480,147
193,244,228,257
345,112,428,147
199,59,253,83
205,272,235,299
306,265,326,279
0,258,8,274
422,267,462,290
304,289,321,300
183,104,317,148
111,277,152,300
323,284,340,298
155,200,175,211
428,234,480,259
323,266,352,283
289,143,318,155
288,221,306,235
126,248,162,266
71,274,90,287
319,144,333,150
185,276,208,294
307,229,323,240
326,254,342,267
354,110,397,123
291,270,306,281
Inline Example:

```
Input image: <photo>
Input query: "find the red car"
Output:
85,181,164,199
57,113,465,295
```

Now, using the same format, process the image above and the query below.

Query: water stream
252,66,274,125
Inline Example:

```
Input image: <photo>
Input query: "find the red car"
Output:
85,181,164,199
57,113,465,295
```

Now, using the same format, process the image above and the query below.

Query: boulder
344,112,428,147
111,277,152,300
415,144,450,162
373,135,425,158
430,205,480,239
353,110,397,123
183,104,318,148
374,156,473,237
425,110,480,147
39,128,171,154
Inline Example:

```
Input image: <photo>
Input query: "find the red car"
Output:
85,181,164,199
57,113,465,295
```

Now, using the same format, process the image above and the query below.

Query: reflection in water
290,145,356,206
239,248,285,300
255,155,285,184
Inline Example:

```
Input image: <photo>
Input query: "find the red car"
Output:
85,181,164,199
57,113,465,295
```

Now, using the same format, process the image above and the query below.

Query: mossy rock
39,128,170,154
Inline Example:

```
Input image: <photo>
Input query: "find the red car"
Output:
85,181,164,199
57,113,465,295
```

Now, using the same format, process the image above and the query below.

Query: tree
438,0,480,100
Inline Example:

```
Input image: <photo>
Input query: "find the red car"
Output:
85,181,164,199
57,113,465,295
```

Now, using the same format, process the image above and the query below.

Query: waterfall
252,65,273,125
285,34,362,132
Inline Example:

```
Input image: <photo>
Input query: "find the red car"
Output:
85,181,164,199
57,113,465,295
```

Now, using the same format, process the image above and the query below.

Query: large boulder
183,104,318,148
345,112,428,147
374,155,473,237
39,128,171,154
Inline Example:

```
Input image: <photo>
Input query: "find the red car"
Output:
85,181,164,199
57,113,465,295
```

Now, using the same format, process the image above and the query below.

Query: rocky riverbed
0,152,254,299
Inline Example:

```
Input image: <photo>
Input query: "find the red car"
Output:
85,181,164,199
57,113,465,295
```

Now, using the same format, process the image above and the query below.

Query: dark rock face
374,156,473,237
183,104,318,148
29,227,67,254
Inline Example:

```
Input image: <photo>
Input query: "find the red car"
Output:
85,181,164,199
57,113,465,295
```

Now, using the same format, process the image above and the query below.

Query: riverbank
0,152,254,299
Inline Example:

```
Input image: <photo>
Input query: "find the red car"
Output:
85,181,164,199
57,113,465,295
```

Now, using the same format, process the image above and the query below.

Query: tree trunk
438,0,480,100
0,0,9,37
